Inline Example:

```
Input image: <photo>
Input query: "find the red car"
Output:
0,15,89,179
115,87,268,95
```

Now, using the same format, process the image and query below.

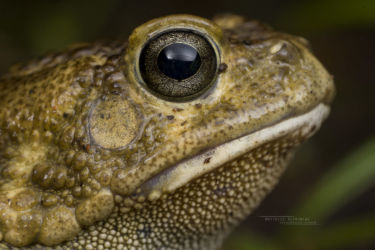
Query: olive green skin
0,14,334,249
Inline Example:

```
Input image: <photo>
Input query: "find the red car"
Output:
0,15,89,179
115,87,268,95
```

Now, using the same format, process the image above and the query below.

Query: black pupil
157,43,201,81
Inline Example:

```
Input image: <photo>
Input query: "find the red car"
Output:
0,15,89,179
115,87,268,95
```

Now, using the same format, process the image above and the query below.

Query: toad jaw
139,103,330,196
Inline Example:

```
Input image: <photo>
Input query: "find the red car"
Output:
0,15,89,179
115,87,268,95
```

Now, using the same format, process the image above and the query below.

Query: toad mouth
139,103,330,196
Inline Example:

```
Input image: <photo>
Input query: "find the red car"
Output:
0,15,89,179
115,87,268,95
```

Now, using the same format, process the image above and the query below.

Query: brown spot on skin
195,103,202,109
243,39,252,45
166,115,174,120
203,157,211,164
218,63,228,73
172,108,184,112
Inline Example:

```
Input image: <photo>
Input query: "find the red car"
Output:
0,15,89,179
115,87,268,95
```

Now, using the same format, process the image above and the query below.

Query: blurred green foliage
282,0,375,33
0,0,117,54
293,137,375,221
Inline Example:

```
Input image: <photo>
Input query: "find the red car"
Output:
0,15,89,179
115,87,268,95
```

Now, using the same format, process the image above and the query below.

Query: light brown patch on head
89,95,140,149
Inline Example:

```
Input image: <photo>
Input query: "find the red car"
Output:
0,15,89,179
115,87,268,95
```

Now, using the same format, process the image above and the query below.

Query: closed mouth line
138,103,330,196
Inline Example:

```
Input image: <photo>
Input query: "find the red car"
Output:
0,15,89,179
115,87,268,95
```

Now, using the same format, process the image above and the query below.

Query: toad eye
139,30,219,101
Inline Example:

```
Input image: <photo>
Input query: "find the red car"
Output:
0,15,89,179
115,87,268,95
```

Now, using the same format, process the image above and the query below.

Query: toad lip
138,103,330,196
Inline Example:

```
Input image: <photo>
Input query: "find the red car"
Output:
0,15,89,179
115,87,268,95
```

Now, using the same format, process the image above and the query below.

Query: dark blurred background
1,0,374,249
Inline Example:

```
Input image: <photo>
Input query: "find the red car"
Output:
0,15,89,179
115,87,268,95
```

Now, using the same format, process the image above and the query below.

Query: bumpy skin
0,15,334,249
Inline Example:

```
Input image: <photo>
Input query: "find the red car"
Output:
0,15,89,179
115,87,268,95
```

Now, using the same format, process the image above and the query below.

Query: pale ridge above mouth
139,103,330,196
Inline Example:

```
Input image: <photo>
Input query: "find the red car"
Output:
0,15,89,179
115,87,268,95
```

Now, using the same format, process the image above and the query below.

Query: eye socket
139,30,218,101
